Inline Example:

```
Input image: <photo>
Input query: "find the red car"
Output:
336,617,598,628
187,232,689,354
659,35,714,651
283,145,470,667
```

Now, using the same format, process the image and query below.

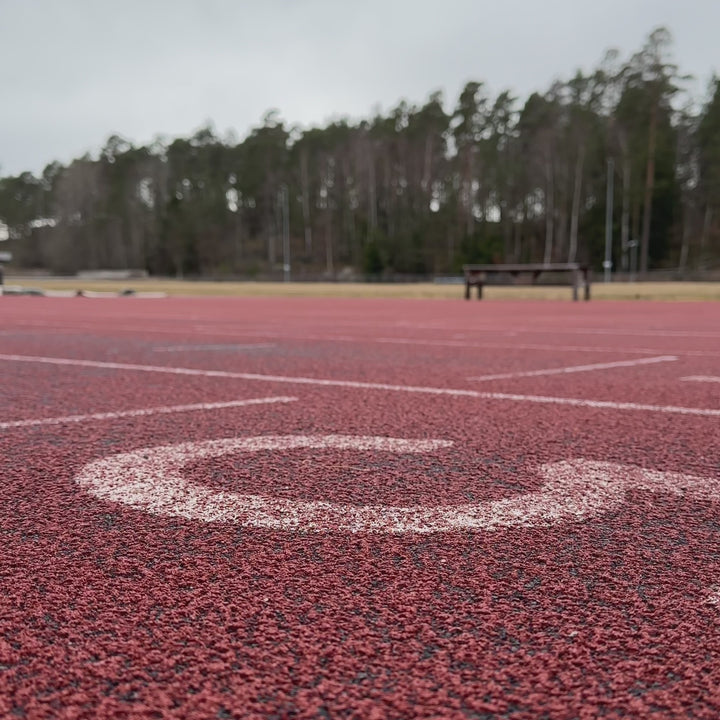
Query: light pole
628,239,639,282
604,158,614,283
280,184,290,282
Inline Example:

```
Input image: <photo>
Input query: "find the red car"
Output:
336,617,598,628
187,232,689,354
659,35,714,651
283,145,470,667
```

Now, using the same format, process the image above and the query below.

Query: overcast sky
1,0,718,176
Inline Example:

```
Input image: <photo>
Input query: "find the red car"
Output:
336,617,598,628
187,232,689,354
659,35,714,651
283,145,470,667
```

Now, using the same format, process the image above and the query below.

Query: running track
2,296,720,719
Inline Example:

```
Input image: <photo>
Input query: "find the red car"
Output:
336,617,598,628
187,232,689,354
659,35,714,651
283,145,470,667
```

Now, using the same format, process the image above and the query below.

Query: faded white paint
0,396,297,430
74,434,720,533
6,319,720,356
153,343,275,352
468,355,676,382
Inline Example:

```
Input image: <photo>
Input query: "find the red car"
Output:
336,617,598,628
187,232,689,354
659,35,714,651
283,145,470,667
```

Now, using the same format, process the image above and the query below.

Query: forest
1,28,719,279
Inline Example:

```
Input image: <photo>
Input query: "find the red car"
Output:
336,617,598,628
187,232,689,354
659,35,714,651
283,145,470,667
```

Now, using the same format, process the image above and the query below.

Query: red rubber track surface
2,297,720,719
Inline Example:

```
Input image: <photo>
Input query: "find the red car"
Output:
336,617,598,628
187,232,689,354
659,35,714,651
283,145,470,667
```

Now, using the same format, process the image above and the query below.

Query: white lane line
468,355,677,382
197,334,720,359
681,376,720,384
0,396,297,430
2,353,720,417
373,337,697,356
153,343,275,352
553,328,720,339
463,392,720,416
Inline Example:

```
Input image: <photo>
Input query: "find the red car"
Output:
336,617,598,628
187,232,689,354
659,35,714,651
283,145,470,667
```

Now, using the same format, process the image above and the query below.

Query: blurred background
1,0,718,283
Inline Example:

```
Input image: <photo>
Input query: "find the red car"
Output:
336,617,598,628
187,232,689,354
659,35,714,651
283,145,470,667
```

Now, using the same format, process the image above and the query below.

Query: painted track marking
6,320,720,356
2,354,720,416
682,376,720,384
468,355,676,381
74,434,720,533
153,343,275,352
374,337,720,358
0,397,297,430
12,317,720,338
538,328,720,339
375,336,673,354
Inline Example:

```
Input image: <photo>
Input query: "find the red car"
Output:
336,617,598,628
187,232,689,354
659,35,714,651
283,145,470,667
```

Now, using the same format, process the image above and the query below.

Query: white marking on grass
0,397,297,430
681,376,720,384
468,355,677,382
74,435,720,533
2,353,720,416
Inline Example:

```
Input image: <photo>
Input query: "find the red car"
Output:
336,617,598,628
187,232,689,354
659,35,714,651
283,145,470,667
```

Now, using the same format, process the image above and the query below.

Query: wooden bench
463,263,591,301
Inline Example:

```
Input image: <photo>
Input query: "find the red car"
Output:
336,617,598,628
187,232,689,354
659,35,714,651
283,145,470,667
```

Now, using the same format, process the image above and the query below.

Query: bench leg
465,282,471,300
477,283,483,300
584,270,591,301
572,270,579,301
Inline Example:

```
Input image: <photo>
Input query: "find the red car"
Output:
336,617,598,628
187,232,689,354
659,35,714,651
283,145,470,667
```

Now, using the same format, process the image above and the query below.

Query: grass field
6,275,720,300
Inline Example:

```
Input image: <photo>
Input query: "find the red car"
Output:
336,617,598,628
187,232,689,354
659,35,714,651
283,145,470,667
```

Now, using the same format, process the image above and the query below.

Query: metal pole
0,251,11,296
604,158,614,283
281,184,290,282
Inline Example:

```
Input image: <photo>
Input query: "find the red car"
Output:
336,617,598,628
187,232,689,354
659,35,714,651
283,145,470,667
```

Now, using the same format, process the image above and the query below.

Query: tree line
1,27,719,278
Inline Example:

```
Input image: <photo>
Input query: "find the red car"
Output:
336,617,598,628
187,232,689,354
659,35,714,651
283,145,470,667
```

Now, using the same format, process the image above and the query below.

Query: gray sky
1,0,718,176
